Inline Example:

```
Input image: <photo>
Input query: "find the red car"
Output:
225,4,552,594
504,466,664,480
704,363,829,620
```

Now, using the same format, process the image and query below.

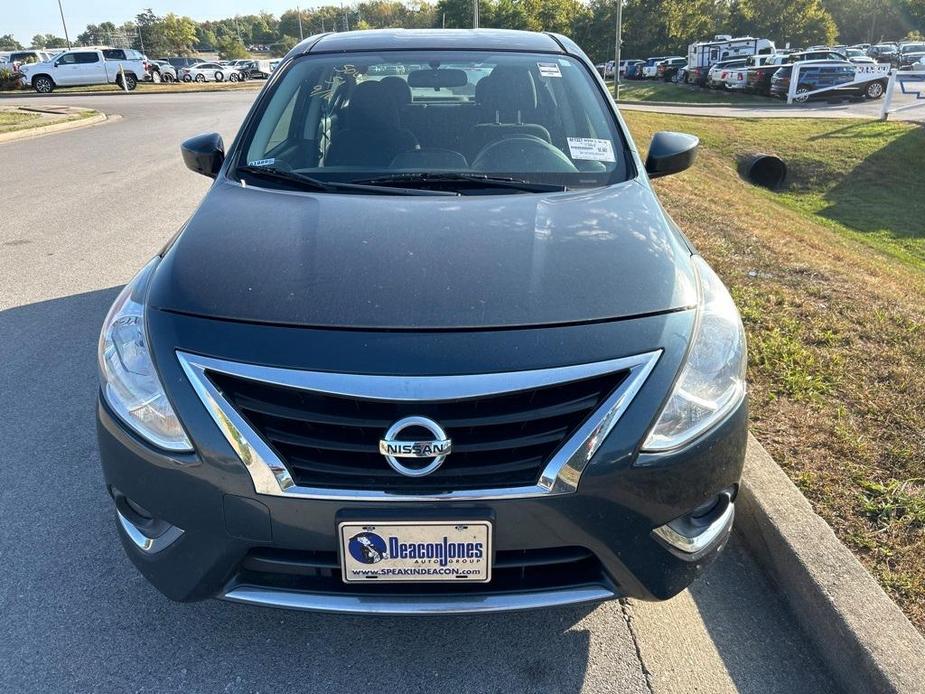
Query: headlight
642,256,746,451
98,258,192,451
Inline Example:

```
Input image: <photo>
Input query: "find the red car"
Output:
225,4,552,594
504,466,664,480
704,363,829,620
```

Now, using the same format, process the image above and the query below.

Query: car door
51,52,80,85
72,51,107,85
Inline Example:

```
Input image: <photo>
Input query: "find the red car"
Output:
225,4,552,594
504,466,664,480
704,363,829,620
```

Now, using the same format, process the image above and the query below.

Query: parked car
179,62,243,83
770,62,887,101
622,59,644,79
0,49,52,69
706,58,747,88
657,57,687,82
159,56,201,73
98,28,746,615
642,56,682,78
147,59,178,82
844,49,876,64
868,43,898,63
895,42,925,69
19,48,146,93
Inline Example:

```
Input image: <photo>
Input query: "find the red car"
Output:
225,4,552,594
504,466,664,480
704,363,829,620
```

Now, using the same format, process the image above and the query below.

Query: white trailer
688,36,776,70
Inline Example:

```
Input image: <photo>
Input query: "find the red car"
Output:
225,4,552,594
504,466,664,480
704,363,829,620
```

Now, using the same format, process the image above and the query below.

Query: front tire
228,73,239,82
794,87,810,103
214,71,224,82
33,75,54,93
195,74,206,83
865,80,885,99
183,74,192,82
162,72,174,83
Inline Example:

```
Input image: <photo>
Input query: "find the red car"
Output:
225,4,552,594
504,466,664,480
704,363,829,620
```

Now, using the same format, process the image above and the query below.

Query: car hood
149,179,697,330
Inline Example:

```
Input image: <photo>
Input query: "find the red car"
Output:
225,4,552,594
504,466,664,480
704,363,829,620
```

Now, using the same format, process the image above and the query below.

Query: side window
267,89,299,150
56,53,77,65
76,52,100,64
103,49,125,60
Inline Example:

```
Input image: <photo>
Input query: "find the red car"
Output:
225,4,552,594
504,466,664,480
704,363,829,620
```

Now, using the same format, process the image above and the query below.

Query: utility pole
473,0,479,28
57,0,71,49
344,5,350,32
613,0,622,99
297,5,304,40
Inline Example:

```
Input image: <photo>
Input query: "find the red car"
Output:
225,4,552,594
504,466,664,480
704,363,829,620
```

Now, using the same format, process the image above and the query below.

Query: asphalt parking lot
0,92,838,693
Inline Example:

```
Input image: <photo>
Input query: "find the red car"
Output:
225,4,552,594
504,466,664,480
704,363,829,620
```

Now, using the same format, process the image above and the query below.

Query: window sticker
567,138,616,163
537,62,562,78
248,158,276,167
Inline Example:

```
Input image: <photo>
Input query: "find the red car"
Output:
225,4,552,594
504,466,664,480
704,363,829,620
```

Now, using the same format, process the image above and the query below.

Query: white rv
687,35,775,85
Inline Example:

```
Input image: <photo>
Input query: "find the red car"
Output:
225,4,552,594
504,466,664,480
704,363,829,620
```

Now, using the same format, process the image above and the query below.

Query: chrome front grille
177,350,660,501
207,369,625,493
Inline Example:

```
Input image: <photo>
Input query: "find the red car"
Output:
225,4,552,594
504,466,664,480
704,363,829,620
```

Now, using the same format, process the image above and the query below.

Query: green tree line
5,0,923,62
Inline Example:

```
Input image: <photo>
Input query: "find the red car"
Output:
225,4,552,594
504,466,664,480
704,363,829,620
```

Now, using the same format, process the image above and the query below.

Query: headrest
348,80,399,129
379,76,413,107
476,66,537,121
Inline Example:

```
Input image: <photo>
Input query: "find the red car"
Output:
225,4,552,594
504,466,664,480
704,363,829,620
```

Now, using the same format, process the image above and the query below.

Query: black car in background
895,42,925,69
97,29,747,615
770,62,887,101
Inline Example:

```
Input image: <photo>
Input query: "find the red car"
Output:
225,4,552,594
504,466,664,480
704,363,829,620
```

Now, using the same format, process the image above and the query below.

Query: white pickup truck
19,48,147,93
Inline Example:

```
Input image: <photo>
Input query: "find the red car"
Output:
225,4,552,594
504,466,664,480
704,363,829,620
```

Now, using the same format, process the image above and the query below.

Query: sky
10,1,319,45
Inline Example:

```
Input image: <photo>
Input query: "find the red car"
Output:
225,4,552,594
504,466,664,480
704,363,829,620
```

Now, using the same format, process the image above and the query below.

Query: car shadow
0,288,603,693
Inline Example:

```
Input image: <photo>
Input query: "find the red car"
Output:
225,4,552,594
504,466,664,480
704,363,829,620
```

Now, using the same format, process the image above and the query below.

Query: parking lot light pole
57,0,72,49
613,0,622,99
474,0,479,28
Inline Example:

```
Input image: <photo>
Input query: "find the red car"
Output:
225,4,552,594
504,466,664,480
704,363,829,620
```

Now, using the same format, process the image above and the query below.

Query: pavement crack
620,598,656,694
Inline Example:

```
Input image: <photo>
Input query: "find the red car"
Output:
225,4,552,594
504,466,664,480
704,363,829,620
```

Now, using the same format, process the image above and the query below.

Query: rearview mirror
407,68,468,89
645,131,699,179
181,132,224,178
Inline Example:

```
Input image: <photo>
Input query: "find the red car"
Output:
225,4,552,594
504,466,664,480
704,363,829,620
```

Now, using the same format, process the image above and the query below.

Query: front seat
468,66,551,160
325,80,419,168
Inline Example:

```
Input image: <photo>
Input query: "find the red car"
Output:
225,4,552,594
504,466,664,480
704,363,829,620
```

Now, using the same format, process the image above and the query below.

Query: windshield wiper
237,165,456,196
351,172,567,193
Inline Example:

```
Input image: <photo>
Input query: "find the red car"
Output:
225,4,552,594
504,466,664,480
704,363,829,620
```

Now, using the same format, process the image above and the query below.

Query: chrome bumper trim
222,585,617,615
176,349,661,501
116,509,184,554
652,501,735,554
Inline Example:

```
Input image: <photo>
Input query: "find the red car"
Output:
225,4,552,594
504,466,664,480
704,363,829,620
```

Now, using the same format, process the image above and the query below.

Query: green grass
625,113,925,270
614,80,774,106
623,110,925,631
0,108,98,134
0,110,41,132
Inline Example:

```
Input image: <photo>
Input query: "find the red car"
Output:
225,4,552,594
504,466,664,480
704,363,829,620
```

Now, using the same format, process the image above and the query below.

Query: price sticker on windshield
567,137,616,162
537,62,562,78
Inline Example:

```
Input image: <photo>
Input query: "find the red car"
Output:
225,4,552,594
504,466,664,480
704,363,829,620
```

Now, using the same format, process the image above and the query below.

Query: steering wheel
471,136,578,174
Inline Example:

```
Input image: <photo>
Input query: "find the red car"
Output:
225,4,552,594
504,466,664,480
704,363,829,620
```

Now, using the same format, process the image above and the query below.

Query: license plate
339,521,492,583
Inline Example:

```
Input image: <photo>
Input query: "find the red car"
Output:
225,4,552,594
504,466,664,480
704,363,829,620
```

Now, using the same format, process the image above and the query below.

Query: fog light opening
113,492,184,554
653,489,735,554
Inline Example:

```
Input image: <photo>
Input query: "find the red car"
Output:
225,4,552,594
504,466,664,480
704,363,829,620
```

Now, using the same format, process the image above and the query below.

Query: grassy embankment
623,111,925,631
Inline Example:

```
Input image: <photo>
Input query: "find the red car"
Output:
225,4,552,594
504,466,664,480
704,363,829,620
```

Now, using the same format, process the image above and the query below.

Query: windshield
239,50,627,190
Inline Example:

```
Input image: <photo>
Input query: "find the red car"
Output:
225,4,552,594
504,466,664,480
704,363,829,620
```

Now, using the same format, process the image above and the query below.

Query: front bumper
98,392,746,614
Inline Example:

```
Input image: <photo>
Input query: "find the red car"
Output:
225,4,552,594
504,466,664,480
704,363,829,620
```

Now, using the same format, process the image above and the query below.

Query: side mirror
645,131,699,179
181,132,224,178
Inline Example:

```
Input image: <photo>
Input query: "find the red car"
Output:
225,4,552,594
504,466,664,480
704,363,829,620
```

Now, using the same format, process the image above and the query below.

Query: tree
77,22,117,46
215,35,249,60
0,34,23,50
31,34,69,48
737,0,837,48
272,35,299,58
161,14,199,56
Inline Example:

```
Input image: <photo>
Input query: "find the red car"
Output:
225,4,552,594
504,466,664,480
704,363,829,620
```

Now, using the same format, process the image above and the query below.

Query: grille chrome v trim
176,350,661,501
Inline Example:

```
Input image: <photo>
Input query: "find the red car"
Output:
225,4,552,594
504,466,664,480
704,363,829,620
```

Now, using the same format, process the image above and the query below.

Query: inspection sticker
567,137,616,162
537,62,562,78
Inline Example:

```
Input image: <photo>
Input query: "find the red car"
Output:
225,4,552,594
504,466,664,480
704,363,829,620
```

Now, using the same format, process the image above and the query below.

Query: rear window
240,50,629,189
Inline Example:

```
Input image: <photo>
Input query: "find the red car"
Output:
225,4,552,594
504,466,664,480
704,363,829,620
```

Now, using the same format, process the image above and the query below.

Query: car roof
303,29,564,55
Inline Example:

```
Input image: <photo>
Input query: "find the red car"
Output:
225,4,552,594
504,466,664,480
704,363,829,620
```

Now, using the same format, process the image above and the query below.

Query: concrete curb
738,434,925,693
0,111,110,143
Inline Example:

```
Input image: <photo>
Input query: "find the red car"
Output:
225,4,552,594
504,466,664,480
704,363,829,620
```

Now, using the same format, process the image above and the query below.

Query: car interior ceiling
268,63,606,175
